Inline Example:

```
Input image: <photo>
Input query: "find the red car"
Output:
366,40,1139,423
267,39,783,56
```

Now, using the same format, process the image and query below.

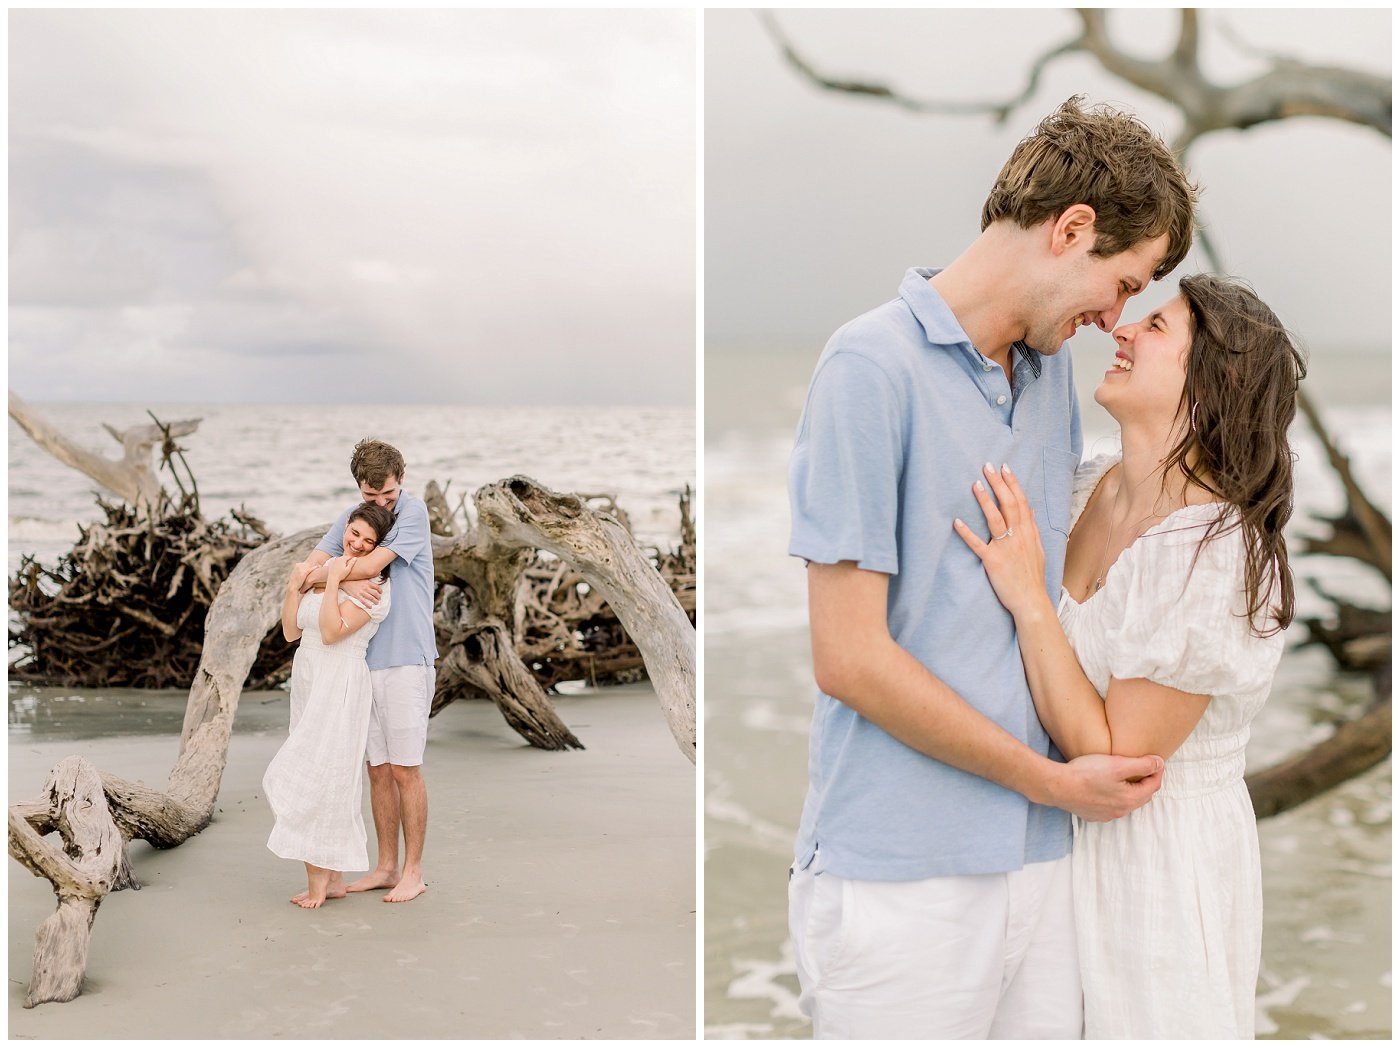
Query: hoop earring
1190,401,1200,432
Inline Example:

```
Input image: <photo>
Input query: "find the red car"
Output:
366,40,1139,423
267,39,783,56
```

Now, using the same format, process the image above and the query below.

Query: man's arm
302,546,396,590
808,560,1162,822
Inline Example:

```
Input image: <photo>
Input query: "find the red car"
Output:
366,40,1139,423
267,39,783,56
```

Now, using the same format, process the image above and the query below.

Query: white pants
789,852,1082,1039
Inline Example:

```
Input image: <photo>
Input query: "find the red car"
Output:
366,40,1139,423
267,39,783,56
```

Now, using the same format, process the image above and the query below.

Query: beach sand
9,685,695,1039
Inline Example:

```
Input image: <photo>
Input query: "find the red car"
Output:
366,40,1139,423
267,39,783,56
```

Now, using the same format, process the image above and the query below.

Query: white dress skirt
1060,456,1284,1039
263,581,390,872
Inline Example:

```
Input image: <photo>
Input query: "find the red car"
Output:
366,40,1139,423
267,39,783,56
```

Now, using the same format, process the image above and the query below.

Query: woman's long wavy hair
1164,274,1306,636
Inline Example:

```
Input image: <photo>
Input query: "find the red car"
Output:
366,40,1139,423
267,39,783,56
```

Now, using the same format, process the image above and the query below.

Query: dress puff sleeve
1100,509,1285,697
344,579,392,624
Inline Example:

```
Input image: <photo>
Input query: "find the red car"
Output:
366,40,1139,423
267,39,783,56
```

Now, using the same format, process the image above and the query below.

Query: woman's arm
282,561,314,641
318,555,374,645
955,463,1210,760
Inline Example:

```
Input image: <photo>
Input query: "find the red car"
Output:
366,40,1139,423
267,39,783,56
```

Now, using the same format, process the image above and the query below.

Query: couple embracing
263,439,438,909
788,97,1303,1039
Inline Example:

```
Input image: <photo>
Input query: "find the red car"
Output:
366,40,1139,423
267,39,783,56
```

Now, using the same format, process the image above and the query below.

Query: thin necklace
1091,471,1173,593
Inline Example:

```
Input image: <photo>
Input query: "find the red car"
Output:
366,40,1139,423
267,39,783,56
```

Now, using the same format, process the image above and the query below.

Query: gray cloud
10,9,696,405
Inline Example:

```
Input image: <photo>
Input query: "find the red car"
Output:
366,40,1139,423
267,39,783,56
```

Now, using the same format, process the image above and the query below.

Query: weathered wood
9,757,131,1007
476,477,697,763
1247,696,1391,819
440,624,583,750
8,390,199,513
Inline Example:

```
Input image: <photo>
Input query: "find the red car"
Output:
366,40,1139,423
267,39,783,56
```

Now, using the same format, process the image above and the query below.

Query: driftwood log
8,390,200,514
10,474,696,1007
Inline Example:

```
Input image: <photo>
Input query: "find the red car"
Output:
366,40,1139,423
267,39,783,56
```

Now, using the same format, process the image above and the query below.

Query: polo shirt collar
900,266,1043,380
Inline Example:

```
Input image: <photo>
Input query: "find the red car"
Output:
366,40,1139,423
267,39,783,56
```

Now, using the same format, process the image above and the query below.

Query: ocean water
703,344,1392,1039
8,402,696,579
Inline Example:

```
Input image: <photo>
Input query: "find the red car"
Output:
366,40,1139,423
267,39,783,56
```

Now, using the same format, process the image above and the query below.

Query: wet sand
9,686,695,1039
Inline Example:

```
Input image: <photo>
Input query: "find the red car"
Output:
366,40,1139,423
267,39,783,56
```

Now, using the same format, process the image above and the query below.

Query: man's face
1024,232,1170,356
359,474,402,511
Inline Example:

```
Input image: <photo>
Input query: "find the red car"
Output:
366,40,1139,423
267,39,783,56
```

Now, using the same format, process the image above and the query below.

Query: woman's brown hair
347,502,395,578
1166,274,1306,636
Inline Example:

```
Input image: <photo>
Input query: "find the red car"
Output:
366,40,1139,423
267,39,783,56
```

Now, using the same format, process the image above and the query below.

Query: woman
264,502,395,910
954,274,1304,1038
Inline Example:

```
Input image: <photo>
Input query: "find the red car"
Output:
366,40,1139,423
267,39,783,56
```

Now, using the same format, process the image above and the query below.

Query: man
303,438,438,904
787,97,1199,1038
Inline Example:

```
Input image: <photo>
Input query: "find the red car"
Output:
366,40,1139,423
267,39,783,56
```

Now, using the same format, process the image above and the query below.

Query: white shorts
365,664,435,767
788,851,1081,1039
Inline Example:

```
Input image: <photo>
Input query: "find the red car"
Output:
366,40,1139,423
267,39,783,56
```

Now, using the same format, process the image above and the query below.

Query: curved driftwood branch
1247,678,1391,818
8,530,318,1007
8,389,200,513
475,476,696,763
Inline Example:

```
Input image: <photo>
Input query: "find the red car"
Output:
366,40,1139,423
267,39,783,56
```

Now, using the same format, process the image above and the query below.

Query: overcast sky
10,10,695,405
706,9,1391,357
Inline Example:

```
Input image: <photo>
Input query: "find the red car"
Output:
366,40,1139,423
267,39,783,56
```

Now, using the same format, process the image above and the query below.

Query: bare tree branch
758,10,1085,123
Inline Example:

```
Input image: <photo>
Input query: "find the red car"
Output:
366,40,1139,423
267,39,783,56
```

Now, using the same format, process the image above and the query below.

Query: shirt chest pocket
1039,447,1080,536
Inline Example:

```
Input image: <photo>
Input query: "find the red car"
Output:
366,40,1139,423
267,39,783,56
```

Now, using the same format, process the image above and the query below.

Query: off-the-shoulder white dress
1060,455,1284,1039
264,581,391,872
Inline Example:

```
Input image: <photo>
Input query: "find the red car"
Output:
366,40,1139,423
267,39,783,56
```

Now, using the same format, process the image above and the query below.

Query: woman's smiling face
343,519,381,557
1094,294,1194,427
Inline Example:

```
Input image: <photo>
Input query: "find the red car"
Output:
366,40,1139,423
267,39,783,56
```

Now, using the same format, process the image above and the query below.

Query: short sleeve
1102,519,1284,696
383,500,429,567
788,351,905,574
341,579,390,622
315,506,354,557
368,579,392,623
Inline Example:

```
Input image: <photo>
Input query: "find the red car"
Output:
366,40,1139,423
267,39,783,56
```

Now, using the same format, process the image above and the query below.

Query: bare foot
346,868,399,893
291,872,346,904
325,871,347,899
383,870,427,904
295,865,331,909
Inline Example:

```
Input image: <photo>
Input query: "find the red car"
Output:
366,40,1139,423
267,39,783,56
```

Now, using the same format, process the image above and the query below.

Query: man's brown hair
980,95,1198,280
350,438,405,489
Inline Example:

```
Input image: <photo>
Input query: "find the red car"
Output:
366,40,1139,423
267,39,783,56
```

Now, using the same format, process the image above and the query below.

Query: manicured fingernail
1002,463,1012,475
984,462,994,473
974,480,984,493
953,518,963,528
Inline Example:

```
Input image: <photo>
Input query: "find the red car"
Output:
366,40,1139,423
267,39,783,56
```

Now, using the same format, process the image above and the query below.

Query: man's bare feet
346,868,399,893
383,870,427,904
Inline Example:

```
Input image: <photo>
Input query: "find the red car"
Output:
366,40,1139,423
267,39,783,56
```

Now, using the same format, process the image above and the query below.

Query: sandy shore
9,685,695,1039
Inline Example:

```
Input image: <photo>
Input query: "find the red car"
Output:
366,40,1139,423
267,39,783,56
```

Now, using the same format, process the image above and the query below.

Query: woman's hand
288,559,316,592
325,554,357,585
952,462,1048,619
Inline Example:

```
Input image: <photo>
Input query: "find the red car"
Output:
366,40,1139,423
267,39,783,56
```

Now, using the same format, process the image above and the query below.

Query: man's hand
1048,753,1165,822
340,576,382,608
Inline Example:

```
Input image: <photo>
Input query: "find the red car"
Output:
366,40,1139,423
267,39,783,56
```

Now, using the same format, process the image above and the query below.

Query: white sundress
263,580,391,872
1059,455,1285,1039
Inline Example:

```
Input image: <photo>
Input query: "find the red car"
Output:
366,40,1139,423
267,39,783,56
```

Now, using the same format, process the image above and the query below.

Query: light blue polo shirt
317,489,439,672
788,267,1082,881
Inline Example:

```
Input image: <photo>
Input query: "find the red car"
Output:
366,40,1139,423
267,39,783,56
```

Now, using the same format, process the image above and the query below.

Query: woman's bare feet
345,867,399,893
290,871,347,905
293,864,333,909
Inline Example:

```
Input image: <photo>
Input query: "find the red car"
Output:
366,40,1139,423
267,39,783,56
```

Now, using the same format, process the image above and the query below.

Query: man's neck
928,247,1025,374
